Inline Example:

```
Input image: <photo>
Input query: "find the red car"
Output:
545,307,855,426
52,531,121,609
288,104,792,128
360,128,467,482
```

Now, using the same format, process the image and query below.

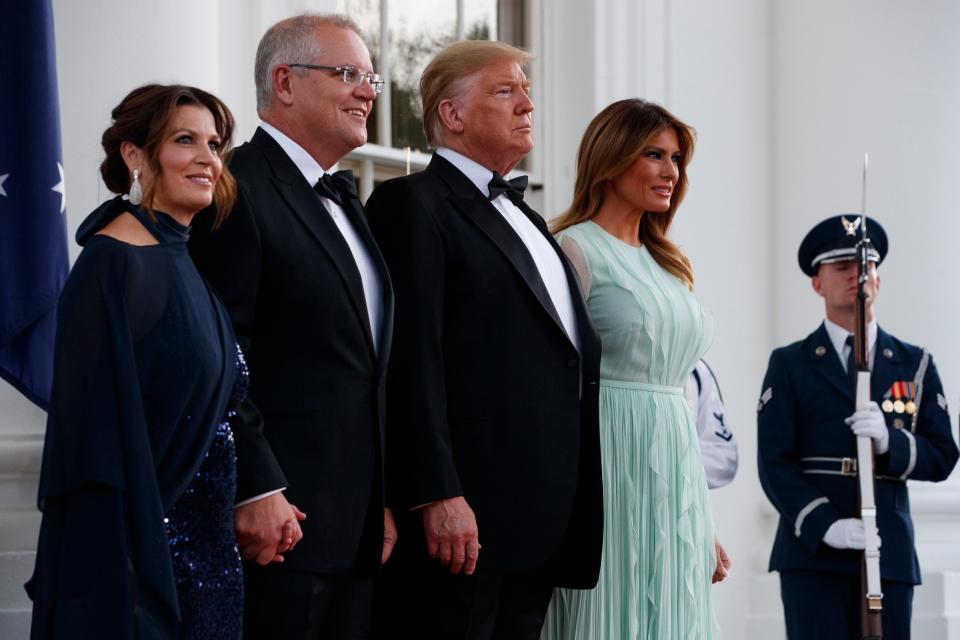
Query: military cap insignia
758,386,773,412
841,215,861,236
798,215,888,277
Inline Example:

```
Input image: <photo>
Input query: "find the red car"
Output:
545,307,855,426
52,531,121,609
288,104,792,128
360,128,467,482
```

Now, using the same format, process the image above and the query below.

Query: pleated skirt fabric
542,380,720,640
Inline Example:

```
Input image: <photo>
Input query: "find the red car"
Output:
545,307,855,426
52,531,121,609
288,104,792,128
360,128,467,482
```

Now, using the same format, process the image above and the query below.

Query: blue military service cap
797,215,888,277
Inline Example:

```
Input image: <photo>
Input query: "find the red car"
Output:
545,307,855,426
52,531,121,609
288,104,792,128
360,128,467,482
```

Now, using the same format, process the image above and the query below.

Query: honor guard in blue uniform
757,215,959,639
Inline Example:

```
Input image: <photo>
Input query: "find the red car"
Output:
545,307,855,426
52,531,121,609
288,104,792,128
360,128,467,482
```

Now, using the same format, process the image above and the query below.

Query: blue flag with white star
0,0,69,410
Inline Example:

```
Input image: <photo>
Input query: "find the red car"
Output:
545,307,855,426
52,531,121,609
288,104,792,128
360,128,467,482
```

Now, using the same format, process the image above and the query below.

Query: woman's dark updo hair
100,84,237,226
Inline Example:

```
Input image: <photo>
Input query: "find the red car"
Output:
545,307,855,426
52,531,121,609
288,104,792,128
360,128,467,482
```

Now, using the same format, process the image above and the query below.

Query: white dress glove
845,402,890,454
822,518,881,550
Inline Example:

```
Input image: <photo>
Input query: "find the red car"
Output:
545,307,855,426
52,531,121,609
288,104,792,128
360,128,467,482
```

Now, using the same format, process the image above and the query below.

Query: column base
915,571,960,639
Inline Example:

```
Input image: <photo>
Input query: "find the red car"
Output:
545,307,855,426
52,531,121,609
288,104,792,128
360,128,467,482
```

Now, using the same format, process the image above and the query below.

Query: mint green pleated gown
542,221,719,640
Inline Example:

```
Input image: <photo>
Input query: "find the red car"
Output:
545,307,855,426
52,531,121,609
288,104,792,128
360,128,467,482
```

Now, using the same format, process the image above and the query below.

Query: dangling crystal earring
128,168,143,205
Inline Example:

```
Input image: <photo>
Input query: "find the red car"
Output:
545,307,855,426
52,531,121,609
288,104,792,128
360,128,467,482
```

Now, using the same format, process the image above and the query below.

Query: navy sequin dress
164,345,247,640
28,198,244,639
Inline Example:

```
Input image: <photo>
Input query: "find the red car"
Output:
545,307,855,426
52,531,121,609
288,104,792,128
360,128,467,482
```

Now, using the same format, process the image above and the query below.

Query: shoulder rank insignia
758,386,773,412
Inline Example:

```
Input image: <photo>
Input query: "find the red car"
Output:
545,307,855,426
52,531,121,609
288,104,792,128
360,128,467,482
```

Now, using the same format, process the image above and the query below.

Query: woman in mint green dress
542,99,728,639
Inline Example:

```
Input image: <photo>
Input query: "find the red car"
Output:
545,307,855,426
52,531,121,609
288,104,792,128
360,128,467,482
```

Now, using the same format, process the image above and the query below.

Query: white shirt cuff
233,487,286,508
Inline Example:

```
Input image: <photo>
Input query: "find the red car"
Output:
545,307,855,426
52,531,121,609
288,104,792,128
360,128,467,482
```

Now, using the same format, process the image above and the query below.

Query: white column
668,1,773,637
0,386,45,636
376,0,392,146
538,0,595,219
540,0,662,220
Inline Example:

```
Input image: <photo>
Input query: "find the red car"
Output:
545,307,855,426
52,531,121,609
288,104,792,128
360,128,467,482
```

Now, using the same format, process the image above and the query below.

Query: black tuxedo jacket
366,154,603,588
189,127,394,575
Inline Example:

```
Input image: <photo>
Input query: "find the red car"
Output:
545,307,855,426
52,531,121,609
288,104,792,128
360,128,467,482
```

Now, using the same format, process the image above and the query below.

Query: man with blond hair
366,40,602,639
190,13,394,639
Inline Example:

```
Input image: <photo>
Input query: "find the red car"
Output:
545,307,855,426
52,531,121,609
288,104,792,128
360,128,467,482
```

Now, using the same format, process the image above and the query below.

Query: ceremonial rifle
854,153,883,639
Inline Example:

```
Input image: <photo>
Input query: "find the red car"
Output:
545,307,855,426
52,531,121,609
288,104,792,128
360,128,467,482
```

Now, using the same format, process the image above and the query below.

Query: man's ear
273,65,296,107
811,275,824,298
437,98,465,135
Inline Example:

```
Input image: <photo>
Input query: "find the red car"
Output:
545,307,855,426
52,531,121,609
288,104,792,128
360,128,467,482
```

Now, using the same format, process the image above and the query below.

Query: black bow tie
488,172,528,206
314,170,358,206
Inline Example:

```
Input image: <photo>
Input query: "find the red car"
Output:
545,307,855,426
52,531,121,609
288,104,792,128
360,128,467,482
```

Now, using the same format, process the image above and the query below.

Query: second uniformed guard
686,359,739,489
757,215,959,639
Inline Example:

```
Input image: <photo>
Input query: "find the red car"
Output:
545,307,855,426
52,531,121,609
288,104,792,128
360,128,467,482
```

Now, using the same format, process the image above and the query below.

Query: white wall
772,0,960,367
55,0,222,260
668,2,773,637
2,0,959,637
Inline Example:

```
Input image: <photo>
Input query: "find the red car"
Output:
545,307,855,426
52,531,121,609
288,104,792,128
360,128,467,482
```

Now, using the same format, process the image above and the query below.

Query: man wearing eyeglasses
189,13,394,639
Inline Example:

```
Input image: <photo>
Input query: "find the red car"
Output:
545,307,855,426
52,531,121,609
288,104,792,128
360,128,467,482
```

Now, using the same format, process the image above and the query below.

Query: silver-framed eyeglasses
287,64,384,94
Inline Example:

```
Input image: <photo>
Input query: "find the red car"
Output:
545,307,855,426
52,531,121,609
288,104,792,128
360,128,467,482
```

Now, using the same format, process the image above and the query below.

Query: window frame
339,0,543,200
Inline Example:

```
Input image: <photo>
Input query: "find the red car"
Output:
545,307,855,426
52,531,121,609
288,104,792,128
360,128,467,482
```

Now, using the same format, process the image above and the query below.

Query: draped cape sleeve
27,197,237,639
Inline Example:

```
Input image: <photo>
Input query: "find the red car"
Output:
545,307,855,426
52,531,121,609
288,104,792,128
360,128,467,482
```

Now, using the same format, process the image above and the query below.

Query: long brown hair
100,84,237,227
553,98,696,289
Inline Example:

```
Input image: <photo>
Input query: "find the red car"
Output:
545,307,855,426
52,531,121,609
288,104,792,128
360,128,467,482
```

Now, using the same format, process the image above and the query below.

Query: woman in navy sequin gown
27,85,247,639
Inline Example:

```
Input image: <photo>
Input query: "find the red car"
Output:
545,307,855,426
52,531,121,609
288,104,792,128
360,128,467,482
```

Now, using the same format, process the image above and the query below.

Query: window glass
463,1,498,41
339,0,500,153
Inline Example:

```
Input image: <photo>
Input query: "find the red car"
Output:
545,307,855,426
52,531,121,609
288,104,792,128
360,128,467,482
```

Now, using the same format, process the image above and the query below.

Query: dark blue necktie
314,170,358,206
488,172,529,206
846,334,858,391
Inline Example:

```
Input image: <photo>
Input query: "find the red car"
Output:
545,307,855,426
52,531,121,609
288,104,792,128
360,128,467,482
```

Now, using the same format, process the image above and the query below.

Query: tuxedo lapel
251,129,376,358
340,194,394,370
520,199,601,360
808,323,854,402
428,156,568,340
456,193,567,334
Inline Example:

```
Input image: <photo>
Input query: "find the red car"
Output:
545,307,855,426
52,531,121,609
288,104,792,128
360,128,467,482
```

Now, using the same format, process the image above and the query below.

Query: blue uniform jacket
757,323,959,584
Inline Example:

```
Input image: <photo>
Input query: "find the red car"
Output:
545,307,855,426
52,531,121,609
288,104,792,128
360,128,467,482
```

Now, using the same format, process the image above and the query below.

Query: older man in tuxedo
189,14,394,639
367,40,603,640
